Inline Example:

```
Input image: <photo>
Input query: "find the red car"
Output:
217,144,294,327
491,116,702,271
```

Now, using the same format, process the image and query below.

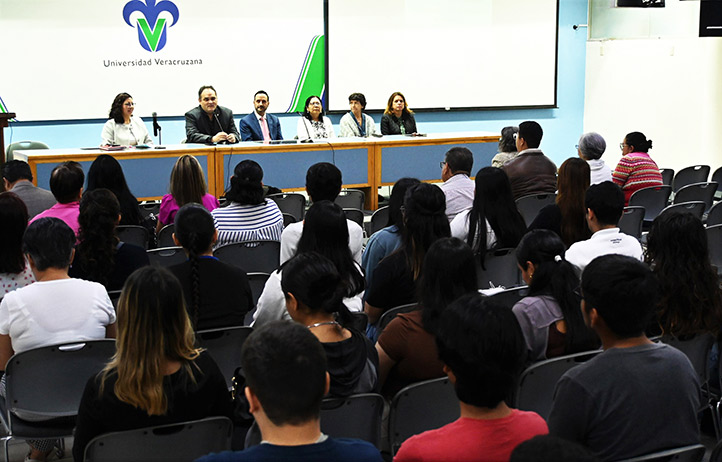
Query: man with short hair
565,181,642,273
239,90,283,142
2,160,55,218
196,321,382,462
29,161,84,235
501,121,557,200
185,85,240,144
279,163,364,264
395,293,548,461
438,146,475,222
548,255,701,461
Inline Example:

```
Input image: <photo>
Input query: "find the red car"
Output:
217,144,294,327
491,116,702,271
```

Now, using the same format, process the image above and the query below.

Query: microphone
214,112,228,144
298,112,313,143
152,112,159,136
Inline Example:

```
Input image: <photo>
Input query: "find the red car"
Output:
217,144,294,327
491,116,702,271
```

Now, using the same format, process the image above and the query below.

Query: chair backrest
659,201,706,221
514,349,601,420
245,272,270,325
196,326,253,388
157,224,176,248
6,140,49,162
487,285,529,309
374,303,419,342
335,189,365,210
673,182,717,211
673,165,710,192
5,340,116,420
708,201,722,227
660,333,716,389
515,193,556,227
710,438,722,462
712,167,722,195
147,246,187,268
267,193,306,221
139,201,161,220
368,206,390,237
213,241,281,274
659,168,675,187
477,247,521,289
628,185,672,222
388,377,460,455
618,206,645,238
706,225,722,275
282,213,297,227
115,225,150,250
107,290,122,309
343,208,365,228
616,444,706,462
320,393,385,448
83,416,233,462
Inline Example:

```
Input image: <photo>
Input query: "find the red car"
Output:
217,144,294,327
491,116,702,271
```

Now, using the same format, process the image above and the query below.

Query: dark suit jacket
184,105,240,144
239,112,283,141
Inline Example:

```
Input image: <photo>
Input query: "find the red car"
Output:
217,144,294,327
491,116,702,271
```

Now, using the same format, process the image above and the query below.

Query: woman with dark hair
646,212,722,337
70,189,149,290
0,192,35,295
612,131,663,205
577,132,611,184
297,95,335,140
528,158,592,248
283,252,378,397
100,92,152,146
211,160,283,248
339,93,378,138
169,204,253,330
450,167,526,266
491,126,520,167
375,237,478,396
362,178,420,292
73,266,231,462
157,154,219,231
253,201,365,327
512,230,599,361
364,183,450,325
381,92,417,135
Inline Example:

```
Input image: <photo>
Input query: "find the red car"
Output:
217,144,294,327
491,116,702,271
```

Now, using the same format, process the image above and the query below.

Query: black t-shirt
365,252,416,313
69,242,150,291
324,329,379,397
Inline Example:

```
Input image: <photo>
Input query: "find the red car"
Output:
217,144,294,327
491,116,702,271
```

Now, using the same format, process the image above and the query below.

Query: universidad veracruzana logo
123,0,180,52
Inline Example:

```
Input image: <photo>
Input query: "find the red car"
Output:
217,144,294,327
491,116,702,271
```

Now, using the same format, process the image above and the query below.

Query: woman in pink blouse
157,154,219,231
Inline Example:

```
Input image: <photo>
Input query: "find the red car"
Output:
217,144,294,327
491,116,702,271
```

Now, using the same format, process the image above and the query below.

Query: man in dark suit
239,90,283,142
185,85,240,144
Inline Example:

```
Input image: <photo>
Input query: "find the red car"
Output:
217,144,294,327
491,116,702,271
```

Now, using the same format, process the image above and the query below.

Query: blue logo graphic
123,0,180,52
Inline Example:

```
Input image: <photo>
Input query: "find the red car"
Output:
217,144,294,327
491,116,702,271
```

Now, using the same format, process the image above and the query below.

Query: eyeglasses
619,143,629,150
440,161,447,169
573,287,584,300
123,102,135,107
575,144,579,149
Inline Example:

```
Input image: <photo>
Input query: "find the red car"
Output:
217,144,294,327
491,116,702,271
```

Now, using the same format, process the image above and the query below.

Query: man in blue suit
239,90,283,141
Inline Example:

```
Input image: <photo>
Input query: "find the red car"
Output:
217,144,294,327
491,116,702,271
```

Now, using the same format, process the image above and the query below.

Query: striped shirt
212,200,284,248
612,152,663,204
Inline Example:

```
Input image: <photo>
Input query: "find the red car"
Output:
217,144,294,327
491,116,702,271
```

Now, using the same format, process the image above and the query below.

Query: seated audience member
239,90,283,142
283,252,378,396
196,321,383,462
376,238,477,398
185,85,240,144
612,131,663,205
565,182,642,273
69,189,149,290
501,121,557,200
2,160,55,218
364,183,450,325
255,201,365,326
451,167,526,267
439,147,475,222
645,211,722,337
339,93,378,138
381,92,417,135
170,204,253,330
511,435,600,462
280,163,363,264
577,132,611,185
29,161,84,235
394,293,548,462
362,178,420,297
212,160,283,247
0,218,116,462
100,92,152,146
74,266,231,462
528,158,592,247
548,255,701,461
490,126,519,168
0,193,35,296
297,95,335,140
157,154,219,231
513,230,599,361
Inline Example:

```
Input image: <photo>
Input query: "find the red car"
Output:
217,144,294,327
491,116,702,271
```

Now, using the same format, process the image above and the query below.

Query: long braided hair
173,203,216,327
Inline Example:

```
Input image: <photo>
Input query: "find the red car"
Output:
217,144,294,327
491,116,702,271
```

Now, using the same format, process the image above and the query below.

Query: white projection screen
327,0,559,111
0,0,323,121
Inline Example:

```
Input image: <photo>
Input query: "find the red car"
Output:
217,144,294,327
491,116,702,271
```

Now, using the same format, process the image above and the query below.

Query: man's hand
212,132,229,143
226,133,237,143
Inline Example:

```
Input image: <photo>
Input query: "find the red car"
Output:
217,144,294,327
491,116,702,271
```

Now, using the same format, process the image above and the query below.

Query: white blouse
101,116,153,146
297,116,336,141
